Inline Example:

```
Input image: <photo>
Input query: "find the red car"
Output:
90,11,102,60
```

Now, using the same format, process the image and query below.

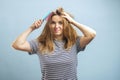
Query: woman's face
49,15,64,38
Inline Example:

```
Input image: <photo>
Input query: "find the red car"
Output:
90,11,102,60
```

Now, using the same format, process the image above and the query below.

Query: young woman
12,8,96,80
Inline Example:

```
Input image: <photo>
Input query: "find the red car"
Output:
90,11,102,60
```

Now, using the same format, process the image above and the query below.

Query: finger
39,19,44,24
36,22,41,27
61,15,68,21
61,12,69,16
34,22,38,27
37,20,41,24
39,19,43,22
36,20,42,25
61,15,68,19
61,15,71,23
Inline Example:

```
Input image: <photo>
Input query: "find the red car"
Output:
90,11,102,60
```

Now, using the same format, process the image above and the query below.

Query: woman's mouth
54,28,60,33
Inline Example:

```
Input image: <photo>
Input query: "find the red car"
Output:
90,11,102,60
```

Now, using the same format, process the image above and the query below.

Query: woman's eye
51,21,55,24
59,21,63,25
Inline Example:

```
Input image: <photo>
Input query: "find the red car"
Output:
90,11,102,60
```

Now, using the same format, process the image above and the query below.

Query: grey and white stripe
28,37,85,80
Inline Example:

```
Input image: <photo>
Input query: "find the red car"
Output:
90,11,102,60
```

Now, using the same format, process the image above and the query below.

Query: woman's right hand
30,19,43,30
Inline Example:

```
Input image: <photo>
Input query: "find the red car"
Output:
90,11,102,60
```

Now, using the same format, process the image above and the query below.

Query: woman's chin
53,33,63,36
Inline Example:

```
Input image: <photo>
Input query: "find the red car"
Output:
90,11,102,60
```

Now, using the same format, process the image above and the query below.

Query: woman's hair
37,8,78,54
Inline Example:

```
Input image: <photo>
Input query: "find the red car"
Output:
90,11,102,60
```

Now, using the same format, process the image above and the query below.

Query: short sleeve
28,39,39,55
76,36,86,53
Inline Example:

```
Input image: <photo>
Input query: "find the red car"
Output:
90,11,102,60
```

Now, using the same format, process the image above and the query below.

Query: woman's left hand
61,12,75,23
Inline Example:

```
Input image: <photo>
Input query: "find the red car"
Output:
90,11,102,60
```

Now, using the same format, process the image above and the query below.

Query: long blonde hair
37,8,78,54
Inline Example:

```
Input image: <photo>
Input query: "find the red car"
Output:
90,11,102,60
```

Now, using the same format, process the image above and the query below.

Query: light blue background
0,0,120,80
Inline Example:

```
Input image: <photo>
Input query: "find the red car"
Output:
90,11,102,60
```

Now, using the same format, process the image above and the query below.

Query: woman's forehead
51,15,63,21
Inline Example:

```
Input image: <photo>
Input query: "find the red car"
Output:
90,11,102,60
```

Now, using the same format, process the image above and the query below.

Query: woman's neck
53,35,64,41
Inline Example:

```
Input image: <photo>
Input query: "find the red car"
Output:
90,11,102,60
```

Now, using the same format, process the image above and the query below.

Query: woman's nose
55,23,59,28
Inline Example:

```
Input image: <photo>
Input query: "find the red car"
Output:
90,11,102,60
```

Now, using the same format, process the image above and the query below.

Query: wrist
30,26,36,31
70,19,76,25
29,27,36,32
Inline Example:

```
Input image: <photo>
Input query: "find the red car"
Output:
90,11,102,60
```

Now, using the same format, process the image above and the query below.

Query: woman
12,8,96,80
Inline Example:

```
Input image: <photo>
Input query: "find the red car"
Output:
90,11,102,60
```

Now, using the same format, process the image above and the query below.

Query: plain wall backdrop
0,0,120,80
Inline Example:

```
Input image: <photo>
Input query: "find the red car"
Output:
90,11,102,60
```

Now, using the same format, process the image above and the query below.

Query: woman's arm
71,21,96,48
62,12,96,48
12,20,43,52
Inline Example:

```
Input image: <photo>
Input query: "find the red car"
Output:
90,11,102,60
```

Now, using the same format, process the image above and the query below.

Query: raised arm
12,20,43,52
62,12,96,48
71,21,96,48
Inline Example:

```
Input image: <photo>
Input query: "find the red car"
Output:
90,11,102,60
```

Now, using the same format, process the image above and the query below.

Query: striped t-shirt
28,37,85,80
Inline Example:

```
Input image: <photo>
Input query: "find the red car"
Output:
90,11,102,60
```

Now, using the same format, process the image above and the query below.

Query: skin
49,15,64,41
12,11,96,53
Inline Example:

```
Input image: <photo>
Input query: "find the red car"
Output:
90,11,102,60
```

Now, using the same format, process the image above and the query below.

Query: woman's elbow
12,42,20,50
89,31,96,40
92,30,96,38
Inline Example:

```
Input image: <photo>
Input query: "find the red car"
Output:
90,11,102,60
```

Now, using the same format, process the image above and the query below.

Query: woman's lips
54,28,60,32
